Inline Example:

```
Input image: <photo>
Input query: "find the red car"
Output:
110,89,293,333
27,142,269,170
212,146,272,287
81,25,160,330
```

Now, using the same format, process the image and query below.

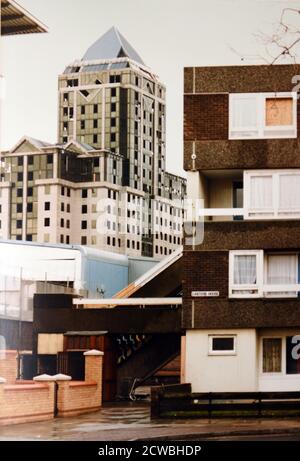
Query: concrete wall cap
33,374,55,382
0,377,7,384
52,374,72,381
84,350,104,356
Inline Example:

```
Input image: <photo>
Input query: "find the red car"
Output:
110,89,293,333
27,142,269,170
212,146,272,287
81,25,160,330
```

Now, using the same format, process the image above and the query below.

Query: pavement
1,402,300,441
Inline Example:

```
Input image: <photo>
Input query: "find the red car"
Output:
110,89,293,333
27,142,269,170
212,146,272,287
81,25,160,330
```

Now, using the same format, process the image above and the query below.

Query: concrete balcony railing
199,208,244,218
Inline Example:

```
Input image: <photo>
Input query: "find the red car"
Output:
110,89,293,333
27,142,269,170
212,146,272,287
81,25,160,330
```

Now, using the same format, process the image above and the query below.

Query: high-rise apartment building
0,27,186,258
183,64,300,392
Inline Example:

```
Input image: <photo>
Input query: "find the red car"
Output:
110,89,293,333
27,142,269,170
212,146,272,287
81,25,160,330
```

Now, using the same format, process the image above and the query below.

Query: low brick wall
57,351,103,417
57,381,101,417
0,349,104,425
0,382,55,426
0,350,18,384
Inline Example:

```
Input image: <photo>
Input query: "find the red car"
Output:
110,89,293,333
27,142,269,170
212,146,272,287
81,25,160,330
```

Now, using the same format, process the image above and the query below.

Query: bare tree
230,7,300,65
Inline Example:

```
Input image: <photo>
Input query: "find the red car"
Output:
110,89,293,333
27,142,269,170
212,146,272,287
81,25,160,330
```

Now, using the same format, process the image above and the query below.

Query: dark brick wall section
184,64,300,94
184,67,193,94
182,298,300,329
183,251,228,299
184,138,300,171
184,94,228,141
185,220,300,252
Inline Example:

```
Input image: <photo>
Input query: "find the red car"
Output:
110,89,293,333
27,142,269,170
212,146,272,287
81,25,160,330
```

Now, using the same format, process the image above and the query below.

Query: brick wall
184,94,228,141
57,353,103,417
0,351,17,384
183,251,228,299
183,64,300,171
0,350,104,425
0,382,55,426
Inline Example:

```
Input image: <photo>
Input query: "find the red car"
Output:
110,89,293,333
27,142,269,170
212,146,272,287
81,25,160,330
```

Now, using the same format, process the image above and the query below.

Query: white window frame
229,250,263,298
229,92,297,140
208,335,237,356
264,252,299,298
244,169,300,220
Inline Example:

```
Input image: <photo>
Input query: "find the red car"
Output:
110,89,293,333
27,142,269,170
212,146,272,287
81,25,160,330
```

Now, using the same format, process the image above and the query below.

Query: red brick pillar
84,350,104,405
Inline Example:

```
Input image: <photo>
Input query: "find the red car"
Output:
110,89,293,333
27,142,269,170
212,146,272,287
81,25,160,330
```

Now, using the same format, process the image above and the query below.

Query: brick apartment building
182,64,300,392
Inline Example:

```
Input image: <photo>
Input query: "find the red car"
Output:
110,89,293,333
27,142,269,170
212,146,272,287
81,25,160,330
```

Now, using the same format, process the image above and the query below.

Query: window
17,204,23,213
18,172,23,182
111,118,116,127
263,338,282,373
93,134,98,144
66,236,70,244
93,104,98,114
18,157,23,166
82,189,88,199
27,188,33,197
209,335,236,355
244,170,300,219
44,202,50,211
16,220,22,229
229,250,263,297
61,219,64,228
111,133,116,143
111,102,116,112
81,221,87,230
27,203,33,213
44,218,50,227
82,205,88,214
81,236,87,245
265,254,298,298
111,88,116,97
81,106,85,115
47,155,53,164
81,120,85,130
67,204,70,213
229,92,297,139
94,119,98,129
230,250,300,298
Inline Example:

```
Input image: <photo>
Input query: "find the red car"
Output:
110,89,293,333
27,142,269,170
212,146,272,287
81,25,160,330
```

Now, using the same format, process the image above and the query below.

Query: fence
151,383,300,418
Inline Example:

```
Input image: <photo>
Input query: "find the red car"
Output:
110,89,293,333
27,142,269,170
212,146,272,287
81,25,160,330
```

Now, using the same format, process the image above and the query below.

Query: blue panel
85,259,128,298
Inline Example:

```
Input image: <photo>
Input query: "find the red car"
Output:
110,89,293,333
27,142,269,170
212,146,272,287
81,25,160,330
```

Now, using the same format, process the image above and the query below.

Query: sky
1,0,300,176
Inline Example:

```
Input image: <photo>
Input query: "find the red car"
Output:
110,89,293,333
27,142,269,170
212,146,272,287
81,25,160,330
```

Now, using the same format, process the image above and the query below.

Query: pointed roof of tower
82,26,145,65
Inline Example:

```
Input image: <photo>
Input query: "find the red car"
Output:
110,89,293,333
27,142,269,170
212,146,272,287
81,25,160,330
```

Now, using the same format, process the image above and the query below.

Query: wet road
1,402,300,441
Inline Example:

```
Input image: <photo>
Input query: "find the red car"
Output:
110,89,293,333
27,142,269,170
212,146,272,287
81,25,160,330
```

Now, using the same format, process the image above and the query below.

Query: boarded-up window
266,97,293,126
